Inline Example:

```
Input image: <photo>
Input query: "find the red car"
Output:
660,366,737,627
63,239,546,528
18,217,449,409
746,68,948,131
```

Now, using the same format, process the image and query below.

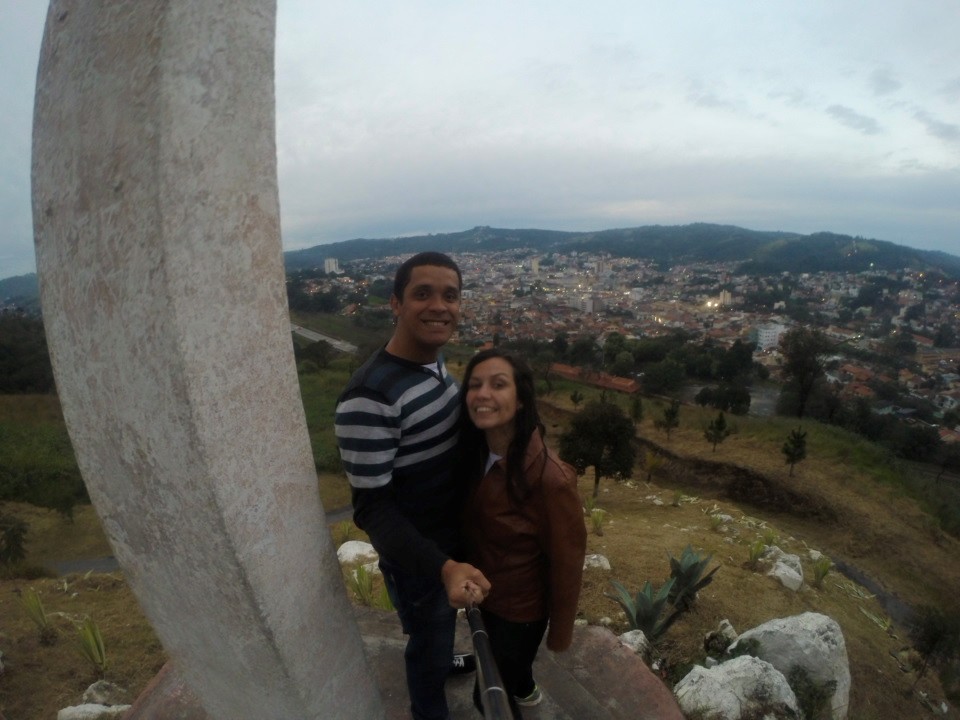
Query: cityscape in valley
289,240,960,450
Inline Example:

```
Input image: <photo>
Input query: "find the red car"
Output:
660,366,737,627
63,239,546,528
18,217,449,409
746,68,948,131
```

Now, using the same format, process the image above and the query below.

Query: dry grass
2,398,959,719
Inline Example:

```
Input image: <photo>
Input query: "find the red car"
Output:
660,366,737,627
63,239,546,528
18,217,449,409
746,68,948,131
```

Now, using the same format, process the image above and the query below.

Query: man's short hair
393,251,462,300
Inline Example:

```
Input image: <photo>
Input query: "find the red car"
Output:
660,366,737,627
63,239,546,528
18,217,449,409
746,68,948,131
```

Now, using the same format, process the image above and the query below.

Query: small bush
812,556,832,588
0,512,29,565
76,616,108,677
787,665,836,720
667,545,720,610
0,562,54,580
348,564,375,606
373,583,395,611
590,507,608,536
331,521,354,546
19,586,58,645
747,539,766,570
605,578,681,642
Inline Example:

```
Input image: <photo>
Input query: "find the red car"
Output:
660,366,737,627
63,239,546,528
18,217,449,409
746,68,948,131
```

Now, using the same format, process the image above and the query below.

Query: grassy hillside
2,358,958,719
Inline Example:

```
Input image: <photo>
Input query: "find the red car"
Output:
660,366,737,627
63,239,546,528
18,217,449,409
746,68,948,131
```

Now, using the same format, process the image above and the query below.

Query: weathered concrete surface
31,2,380,718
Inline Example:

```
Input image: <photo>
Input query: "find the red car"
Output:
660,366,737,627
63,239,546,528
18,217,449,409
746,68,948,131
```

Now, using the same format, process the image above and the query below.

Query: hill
284,223,960,277
8,225,960,301
0,273,40,313
2,391,957,719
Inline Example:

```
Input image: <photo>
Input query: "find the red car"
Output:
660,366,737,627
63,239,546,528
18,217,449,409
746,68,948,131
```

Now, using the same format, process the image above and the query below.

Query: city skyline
2,1,959,280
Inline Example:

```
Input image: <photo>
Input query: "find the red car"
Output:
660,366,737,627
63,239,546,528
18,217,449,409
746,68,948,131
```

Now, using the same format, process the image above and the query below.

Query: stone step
124,606,684,720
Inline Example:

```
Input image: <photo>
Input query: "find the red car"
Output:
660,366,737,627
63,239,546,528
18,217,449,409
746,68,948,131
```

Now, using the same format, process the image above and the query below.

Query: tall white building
755,322,787,351
324,258,340,274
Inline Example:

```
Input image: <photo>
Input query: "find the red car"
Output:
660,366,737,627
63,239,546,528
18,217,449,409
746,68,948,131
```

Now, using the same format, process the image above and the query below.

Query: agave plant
76,616,107,676
605,578,681,641
667,545,720,610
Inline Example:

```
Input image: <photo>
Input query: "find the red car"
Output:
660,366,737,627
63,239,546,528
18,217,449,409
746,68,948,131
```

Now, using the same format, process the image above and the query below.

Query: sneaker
515,684,542,707
451,652,476,675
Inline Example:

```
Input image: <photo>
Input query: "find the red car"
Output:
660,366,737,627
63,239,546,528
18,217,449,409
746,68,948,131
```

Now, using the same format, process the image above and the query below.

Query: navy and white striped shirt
335,348,462,577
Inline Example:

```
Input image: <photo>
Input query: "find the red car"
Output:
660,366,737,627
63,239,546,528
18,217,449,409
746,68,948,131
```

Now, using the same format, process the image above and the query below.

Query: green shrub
667,545,720,610
76,616,108,676
605,578,681,641
590,507,608,536
747,539,766,569
373,583,395,611
0,512,28,564
787,665,836,720
19,586,58,645
812,556,832,588
348,564,375,606
331,521,354,546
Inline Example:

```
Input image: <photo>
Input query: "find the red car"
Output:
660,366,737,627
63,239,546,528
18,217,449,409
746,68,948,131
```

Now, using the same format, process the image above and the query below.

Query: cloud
913,110,960,143
825,105,882,135
940,77,960,102
869,68,901,96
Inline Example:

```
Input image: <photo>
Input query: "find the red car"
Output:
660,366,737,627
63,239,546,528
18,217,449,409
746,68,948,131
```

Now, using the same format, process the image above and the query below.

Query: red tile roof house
549,363,641,394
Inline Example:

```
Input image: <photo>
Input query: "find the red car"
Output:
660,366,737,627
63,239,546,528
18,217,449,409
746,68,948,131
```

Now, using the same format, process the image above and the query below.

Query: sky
2,1,959,281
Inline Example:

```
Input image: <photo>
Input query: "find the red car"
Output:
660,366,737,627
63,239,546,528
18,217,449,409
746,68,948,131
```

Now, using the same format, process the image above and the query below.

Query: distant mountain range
284,223,960,277
5,224,959,307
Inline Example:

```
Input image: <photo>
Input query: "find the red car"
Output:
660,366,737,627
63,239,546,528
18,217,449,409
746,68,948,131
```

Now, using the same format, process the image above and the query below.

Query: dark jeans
382,561,457,720
472,609,548,719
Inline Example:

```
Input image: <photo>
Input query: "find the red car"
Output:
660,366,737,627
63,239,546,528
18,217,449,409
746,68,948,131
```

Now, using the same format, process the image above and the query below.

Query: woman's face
465,357,520,436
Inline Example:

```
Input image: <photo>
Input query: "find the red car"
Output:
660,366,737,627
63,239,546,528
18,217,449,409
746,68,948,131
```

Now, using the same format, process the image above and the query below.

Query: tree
570,390,584,407
778,327,832,419
643,449,664,482
569,336,601,369
704,411,731,452
782,426,807,476
629,395,644,426
654,400,681,440
559,401,636,498
609,350,635,378
695,384,751,415
642,358,685,394
0,313,55,394
0,512,28,565
909,605,960,687
551,332,569,359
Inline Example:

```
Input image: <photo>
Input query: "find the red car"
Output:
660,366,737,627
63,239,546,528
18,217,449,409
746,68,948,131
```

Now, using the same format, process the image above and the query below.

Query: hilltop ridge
283,223,960,277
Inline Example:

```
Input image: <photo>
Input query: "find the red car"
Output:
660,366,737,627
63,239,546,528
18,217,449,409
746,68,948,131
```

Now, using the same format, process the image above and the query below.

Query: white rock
336,540,378,565
768,561,804,591
730,612,851,720
762,546,803,576
82,680,128,706
674,655,799,720
58,704,132,720
583,554,611,570
618,629,651,658
809,549,823,561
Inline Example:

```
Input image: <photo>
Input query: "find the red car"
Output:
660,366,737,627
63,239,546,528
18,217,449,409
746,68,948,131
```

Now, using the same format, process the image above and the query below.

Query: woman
458,348,587,716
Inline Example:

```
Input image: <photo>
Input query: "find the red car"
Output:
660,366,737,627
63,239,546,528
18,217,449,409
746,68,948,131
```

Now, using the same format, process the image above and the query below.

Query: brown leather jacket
464,429,586,651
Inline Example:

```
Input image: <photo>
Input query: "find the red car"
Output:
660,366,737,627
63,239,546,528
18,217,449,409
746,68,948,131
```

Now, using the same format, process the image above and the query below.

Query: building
754,322,787,351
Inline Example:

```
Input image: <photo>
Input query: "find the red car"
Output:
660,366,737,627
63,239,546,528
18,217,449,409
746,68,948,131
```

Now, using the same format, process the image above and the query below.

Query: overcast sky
2,1,959,280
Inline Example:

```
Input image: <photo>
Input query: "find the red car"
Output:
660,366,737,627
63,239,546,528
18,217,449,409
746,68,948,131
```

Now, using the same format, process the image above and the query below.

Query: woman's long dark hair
458,348,546,502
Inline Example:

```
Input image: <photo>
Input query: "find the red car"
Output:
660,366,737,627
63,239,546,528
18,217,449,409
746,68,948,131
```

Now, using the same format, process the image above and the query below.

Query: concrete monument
31,2,382,718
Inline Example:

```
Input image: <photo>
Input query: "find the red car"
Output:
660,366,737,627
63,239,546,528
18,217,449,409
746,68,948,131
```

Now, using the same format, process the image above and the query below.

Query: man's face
388,265,461,363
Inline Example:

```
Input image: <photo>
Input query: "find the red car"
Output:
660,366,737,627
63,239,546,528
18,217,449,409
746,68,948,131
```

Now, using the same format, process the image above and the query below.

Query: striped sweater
335,348,462,578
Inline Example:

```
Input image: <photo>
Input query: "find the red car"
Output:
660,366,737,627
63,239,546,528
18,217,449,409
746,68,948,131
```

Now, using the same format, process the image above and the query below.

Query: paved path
290,323,358,354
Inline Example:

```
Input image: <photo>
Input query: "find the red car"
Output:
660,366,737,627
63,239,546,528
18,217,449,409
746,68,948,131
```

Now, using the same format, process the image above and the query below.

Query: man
335,251,490,720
